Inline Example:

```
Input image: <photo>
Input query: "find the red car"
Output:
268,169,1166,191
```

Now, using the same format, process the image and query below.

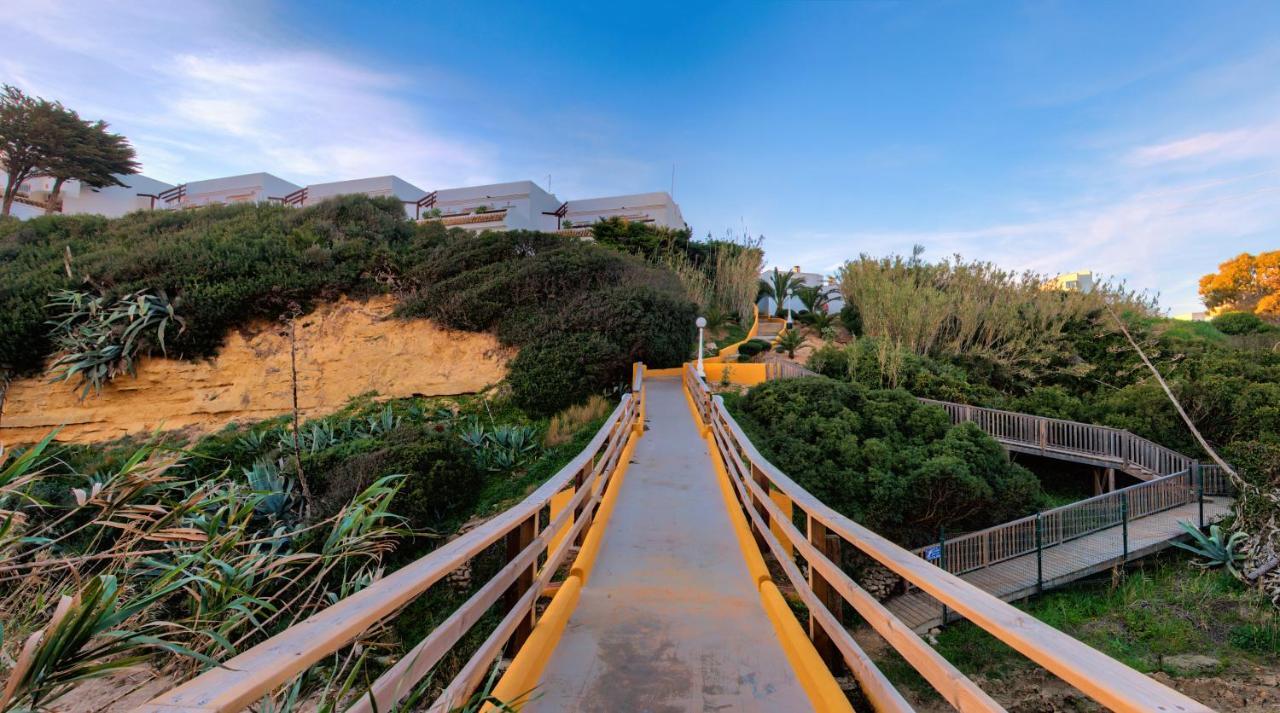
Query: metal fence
915,464,1235,580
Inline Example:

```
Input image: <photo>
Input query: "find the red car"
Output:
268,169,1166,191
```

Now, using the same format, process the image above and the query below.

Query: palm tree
774,329,809,358
758,269,800,318
793,283,835,314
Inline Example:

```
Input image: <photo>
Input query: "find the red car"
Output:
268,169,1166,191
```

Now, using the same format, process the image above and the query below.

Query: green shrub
729,377,1044,544
507,333,626,417
839,303,863,336
736,338,773,358
0,196,427,375
307,424,481,531
806,341,850,379
1210,311,1272,335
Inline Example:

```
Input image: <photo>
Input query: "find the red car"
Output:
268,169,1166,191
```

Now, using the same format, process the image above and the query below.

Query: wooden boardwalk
524,377,819,712
886,496,1234,631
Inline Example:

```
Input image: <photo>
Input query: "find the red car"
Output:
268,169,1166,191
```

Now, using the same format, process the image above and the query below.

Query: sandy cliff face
0,296,511,444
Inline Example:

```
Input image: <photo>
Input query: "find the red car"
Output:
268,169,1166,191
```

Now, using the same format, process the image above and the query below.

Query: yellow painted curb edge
681,378,853,713
490,390,644,707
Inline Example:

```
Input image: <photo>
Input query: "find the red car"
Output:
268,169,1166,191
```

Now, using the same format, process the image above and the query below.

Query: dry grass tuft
545,395,611,446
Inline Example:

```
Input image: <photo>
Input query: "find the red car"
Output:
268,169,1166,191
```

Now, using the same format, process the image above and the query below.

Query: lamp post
696,316,707,377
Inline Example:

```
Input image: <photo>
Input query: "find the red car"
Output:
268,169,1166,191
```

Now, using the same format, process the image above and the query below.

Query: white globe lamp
696,316,707,377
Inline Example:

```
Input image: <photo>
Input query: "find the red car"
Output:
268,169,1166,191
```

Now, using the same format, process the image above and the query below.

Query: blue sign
924,545,942,562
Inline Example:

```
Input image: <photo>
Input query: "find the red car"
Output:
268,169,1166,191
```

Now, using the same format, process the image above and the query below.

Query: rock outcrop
0,296,511,444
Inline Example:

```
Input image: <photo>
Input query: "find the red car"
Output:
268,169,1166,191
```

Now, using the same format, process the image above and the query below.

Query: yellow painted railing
137,365,646,713
683,364,1212,713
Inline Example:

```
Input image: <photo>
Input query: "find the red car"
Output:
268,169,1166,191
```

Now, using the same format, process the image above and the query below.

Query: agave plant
1173,521,1249,577
244,460,294,521
45,289,185,398
366,403,400,437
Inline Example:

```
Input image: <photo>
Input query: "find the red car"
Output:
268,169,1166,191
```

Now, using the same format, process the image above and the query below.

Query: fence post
1034,514,1044,593
1120,492,1129,562
504,512,538,654
807,517,841,669
939,526,948,625
1195,462,1204,530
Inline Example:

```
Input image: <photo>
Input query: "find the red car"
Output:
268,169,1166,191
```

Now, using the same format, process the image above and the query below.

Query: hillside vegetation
0,196,697,415
798,250,1280,603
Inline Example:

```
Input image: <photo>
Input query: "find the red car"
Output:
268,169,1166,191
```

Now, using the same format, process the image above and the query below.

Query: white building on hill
5,167,687,232
300,176,427,217
160,172,302,209
562,192,685,230
4,172,175,218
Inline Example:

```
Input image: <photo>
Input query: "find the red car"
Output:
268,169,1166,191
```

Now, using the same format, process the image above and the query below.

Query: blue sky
5,1,1279,314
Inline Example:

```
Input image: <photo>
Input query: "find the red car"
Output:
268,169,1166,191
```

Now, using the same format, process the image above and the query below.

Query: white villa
758,266,843,316
4,172,175,218
5,169,686,232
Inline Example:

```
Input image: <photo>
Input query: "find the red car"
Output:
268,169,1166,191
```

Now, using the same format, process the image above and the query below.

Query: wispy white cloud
781,154,1280,315
0,0,497,189
1127,122,1280,166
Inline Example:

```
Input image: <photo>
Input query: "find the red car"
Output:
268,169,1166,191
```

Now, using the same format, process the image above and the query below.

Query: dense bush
839,302,863,336
1211,311,1273,335
728,378,1044,545
589,216,694,260
307,425,482,532
398,231,695,412
736,338,773,358
507,333,626,417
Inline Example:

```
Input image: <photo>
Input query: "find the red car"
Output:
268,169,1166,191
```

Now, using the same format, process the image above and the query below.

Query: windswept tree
41,119,140,215
0,85,139,217
0,86,63,216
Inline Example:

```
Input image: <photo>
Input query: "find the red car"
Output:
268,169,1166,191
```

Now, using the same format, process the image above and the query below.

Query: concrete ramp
522,377,819,712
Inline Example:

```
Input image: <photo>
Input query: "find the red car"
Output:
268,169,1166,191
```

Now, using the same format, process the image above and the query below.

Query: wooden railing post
504,512,538,655
1195,462,1204,529
749,462,771,551
807,516,841,669
1034,513,1044,593
573,460,591,546
1120,493,1129,562
939,526,949,624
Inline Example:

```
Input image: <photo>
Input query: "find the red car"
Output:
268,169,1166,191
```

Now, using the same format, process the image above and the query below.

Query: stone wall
0,296,512,444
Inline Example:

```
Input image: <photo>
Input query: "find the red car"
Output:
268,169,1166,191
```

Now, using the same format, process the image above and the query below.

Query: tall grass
836,250,1157,385
660,233,762,328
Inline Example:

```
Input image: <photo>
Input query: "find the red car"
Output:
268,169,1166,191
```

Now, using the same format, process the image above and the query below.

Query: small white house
4,172,175,218
165,172,301,209
421,180,563,232
758,266,843,317
303,175,427,217
562,192,685,230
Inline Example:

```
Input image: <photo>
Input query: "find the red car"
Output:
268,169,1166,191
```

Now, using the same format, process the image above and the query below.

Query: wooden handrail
686,364,1211,713
916,398,1192,478
138,367,646,712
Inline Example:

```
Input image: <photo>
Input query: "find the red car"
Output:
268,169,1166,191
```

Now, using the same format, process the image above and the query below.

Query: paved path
886,497,1234,631
524,377,815,713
